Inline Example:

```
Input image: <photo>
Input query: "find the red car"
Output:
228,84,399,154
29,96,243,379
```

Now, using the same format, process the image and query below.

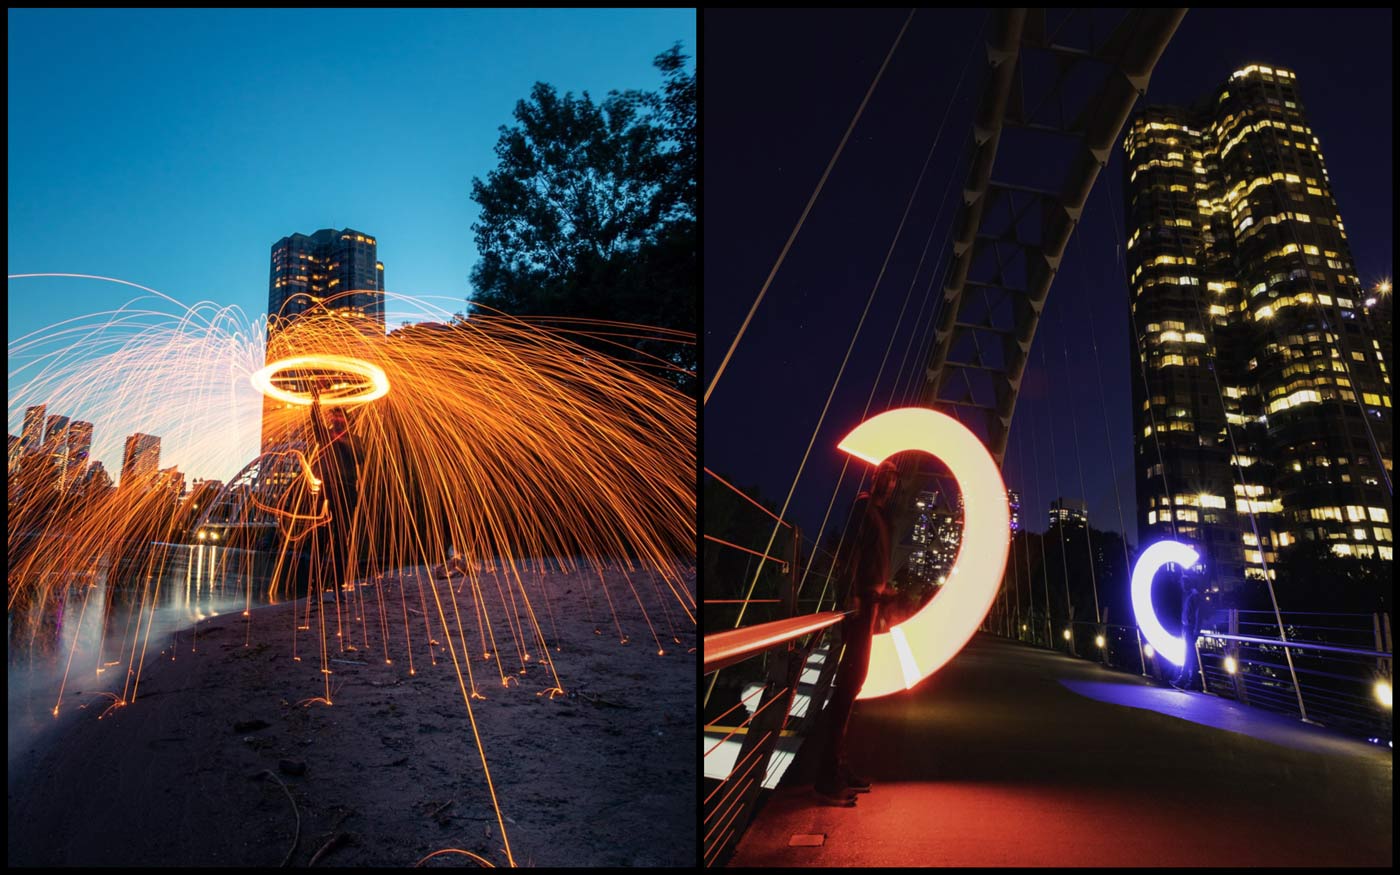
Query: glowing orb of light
837,407,1009,700
1130,539,1200,667
250,355,390,406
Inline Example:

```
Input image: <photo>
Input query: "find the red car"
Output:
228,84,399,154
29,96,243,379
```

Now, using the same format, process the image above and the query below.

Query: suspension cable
1105,150,1311,713
796,32,981,602
1015,431,1036,639
1105,171,1180,541
1026,387,1053,644
705,9,917,407
1038,341,1076,638
1072,224,1136,619
729,37,969,634
1055,297,1102,624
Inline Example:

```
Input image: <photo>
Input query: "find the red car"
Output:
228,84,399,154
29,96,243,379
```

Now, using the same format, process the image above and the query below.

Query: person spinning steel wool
813,458,900,806
309,379,363,593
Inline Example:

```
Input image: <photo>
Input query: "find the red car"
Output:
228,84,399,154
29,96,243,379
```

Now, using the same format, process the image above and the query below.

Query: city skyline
8,8,695,485
704,8,1391,547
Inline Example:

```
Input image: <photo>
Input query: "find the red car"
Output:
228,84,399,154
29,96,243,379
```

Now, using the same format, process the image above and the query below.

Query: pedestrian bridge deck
730,634,1391,867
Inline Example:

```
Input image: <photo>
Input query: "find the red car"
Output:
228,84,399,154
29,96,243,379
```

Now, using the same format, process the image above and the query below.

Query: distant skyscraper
1008,489,1022,535
908,489,963,585
21,405,46,451
81,460,113,492
57,419,94,487
268,227,386,333
263,227,387,450
66,420,94,466
1125,63,1393,589
121,432,162,487
43,414,70,451
1048,497,1088,530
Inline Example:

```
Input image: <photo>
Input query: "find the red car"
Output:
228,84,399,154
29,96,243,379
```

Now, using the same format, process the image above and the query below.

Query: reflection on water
8,544,286,765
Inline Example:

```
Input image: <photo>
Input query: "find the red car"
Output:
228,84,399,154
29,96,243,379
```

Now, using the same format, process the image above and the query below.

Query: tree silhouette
469,45,695,391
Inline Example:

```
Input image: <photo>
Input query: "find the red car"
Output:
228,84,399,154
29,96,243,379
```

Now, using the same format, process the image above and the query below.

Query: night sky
703,8,1392,548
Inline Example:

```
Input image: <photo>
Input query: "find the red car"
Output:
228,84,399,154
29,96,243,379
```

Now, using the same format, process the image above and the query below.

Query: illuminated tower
262,227,387,450
1125,64,1393,592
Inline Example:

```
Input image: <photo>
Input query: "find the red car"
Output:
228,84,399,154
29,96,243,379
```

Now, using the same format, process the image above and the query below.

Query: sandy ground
8,563,696,868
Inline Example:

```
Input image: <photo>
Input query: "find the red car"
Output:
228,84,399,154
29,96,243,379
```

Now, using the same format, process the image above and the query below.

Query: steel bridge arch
920,8,1186,464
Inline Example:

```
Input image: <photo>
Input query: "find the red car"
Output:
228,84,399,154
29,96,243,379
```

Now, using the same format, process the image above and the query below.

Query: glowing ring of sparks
1130,539,1200,667
250,354,390,406
838,407,1010,700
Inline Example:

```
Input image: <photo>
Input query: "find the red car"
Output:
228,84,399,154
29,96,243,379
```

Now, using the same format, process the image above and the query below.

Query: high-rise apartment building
44,417,94,487
268,227,386,333
121,432,162,487
1125,64,1393,591
66,420,94,469
908,487,1024,585
262,227,387,450
1048,497,1088,530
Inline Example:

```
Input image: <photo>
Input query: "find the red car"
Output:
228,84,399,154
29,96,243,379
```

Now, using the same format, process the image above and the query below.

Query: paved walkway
730,634,1391,867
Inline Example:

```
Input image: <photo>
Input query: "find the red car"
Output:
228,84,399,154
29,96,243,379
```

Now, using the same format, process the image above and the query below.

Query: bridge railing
703,470,847,866
989,607,1392,743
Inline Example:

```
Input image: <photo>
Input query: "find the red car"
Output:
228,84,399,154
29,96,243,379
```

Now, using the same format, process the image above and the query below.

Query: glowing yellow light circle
838,407,1010,700
250,355,390,406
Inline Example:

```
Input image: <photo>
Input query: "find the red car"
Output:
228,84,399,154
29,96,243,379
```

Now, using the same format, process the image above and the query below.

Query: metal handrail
1199,631,1391,659
703,610,848,674
994,608,1391,741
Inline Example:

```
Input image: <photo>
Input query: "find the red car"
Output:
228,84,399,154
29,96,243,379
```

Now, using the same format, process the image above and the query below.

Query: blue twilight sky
8,7,694,481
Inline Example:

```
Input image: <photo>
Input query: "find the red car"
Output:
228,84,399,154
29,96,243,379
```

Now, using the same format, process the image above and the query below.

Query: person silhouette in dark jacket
813,459,899,805
310,385,361,593
1173,584,1204,691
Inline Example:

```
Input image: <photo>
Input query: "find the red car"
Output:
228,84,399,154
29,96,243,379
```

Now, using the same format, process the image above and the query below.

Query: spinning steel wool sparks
8,278,696,867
